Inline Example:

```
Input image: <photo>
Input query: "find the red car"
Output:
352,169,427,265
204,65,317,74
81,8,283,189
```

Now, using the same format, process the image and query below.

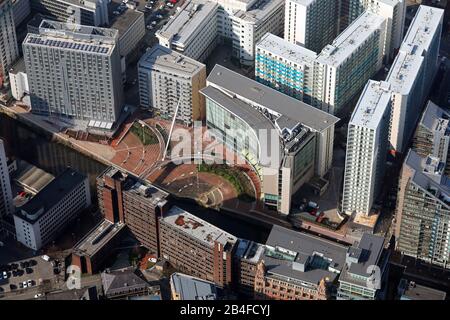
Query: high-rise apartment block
313,11,387,115
341,5,443,217
13,168,91,250
395,150,450,269
23,20,124,126
29,0,109,26
342,80,392,216
159,205,238,288
412,101,450,176
138,45,207,126
0,0,19,88
284,0,339,53
387,5,443,154
156,0,285,66
0,138,13,218
255,33,317,103
346,0,406,60
256,11,387,115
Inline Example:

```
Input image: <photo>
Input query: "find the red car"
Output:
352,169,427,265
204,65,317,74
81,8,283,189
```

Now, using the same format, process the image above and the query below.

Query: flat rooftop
207,65,339,133
156,0,218,46
339,233,386,287
139,45,205,77
109,0,144,38
401,5,444,53
316,11,386,68
234,239,264,264
404,149,450,205
385,47,424,94
39,19,118,41
400,280,447,300
420,101,450,135
73,219,125,257
171,272,220,300
15,168,87,223
161,206,238,247
256,33,317,66
100,167,169,207
350,80,392,129
263,225,347,285
24,20,117,55
233,0,284,24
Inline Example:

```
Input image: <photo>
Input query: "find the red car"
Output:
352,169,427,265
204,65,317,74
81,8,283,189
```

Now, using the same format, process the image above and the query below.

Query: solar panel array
27,36,110,54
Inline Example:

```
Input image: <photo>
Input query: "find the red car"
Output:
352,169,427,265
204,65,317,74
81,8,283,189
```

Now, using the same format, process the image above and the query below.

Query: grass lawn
130,122,158,145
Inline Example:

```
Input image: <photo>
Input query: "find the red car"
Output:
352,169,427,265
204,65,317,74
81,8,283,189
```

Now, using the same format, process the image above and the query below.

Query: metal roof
206,65,339,133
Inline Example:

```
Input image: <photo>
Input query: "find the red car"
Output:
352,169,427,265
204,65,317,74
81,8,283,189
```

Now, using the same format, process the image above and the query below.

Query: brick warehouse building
159,206,238,288
72,168,170,274
96,167,170,253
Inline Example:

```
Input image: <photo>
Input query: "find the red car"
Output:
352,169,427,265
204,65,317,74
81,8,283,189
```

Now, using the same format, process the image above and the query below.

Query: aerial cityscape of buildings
0,0,449,304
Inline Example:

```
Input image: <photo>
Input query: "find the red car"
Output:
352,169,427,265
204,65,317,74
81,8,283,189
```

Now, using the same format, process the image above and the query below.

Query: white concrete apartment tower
23,20,124,125
342,81,392,215
0,138,13,218
0,0,19,88
284,0,339,53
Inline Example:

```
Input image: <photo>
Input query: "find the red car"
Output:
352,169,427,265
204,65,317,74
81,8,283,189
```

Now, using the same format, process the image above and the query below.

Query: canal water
0,113,270,243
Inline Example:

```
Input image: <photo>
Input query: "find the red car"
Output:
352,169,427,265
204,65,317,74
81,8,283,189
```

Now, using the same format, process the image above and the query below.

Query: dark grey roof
206,65,339,133
101,268,149,296
170,273,220,300
338,233,386,289
15,168,87,223
73,219,125,257
263,225,347,285
347,233,385,277
400,279,447,300
200,85,276,132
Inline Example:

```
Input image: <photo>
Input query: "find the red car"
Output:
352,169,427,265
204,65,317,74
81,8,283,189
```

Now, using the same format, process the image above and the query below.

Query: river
0,113,270,243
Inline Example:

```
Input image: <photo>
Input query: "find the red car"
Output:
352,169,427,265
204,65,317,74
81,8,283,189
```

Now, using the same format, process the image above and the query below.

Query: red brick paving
109,116,262,210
